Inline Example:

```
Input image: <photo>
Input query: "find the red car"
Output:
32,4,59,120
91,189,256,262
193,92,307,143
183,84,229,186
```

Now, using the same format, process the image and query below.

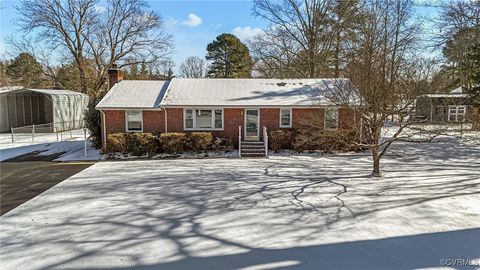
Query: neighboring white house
0,87,89,132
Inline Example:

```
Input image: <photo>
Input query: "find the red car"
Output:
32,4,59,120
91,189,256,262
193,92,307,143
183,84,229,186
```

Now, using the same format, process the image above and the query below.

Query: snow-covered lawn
0,136,479,269
0,130,104,161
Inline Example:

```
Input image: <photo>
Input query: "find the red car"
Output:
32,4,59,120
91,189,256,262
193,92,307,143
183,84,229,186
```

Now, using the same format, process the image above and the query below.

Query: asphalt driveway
0,137,479,269
0,152,94,215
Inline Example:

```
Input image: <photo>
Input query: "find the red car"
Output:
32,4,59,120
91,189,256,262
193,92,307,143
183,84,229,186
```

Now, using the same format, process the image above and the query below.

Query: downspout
100,110,107,151
163,107,168,133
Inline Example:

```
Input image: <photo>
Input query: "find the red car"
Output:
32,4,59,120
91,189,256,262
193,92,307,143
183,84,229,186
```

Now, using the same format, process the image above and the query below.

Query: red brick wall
103,110,125,134
292,108,324,129
260,108,280,139
101,107,359,148
338,107,356,129
165,108,183,132
102,110,166,135
143,110,165,133
165,108,244,144
223,108,244,143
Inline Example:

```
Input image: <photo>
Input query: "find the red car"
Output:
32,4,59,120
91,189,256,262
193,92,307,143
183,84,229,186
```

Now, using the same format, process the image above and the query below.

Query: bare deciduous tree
249,27,308,78
179,56,206,78
315,0,437,176
251,0,361,78
12,0,173,96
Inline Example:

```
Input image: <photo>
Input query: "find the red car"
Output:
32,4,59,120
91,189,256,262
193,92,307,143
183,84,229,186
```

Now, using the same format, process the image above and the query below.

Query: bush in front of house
106,133,128,154
269,129,296,152
211,137,234,152
292,129,360,153
187,132,213,152
160,132,187,154
106,132,159,156
128,133,160,157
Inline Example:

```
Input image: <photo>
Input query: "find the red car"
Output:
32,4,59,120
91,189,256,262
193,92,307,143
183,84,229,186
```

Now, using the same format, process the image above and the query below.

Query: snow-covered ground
0,130,104,161
1,135,479,269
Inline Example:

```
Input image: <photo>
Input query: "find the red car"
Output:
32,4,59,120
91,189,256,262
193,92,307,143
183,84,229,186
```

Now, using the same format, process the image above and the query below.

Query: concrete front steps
241,141,267,157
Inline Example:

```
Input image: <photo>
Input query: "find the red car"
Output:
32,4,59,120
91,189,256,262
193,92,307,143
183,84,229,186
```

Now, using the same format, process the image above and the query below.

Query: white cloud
181,13,202,27
232,26,264,42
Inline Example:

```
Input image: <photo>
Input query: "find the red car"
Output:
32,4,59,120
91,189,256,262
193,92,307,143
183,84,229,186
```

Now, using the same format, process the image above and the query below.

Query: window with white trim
184,109,223,130
325,107,338,129
280,109,292,127
126,111,143,132
448,105,466,122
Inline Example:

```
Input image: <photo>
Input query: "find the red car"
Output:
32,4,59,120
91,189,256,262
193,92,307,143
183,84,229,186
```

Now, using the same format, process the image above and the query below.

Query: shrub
84,90,107,149
293,129,360,153
106,133,128,154
269,129,295,152
211,137,234,152
293,129,318,151
106,133,160,156
160,132,187,154
129,133,159,156
187,132,213,152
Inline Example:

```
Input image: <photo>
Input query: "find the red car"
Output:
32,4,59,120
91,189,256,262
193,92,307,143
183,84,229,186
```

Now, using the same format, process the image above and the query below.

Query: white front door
245,109,259,141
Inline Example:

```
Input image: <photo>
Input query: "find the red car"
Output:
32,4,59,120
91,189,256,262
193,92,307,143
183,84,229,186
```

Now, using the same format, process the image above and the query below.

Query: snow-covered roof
161,78,350,107
423,94,468,98
0,86,86,97
96,80,169,109
0,86,24,94
450,87,463,94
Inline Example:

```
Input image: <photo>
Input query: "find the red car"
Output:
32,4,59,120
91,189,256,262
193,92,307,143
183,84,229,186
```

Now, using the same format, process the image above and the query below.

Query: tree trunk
472,106,480,131
75,54,88,94
334,31,340,77
371,147,382,177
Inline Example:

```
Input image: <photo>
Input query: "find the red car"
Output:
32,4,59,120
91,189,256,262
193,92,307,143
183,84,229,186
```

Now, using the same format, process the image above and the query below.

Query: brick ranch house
96,68,360,156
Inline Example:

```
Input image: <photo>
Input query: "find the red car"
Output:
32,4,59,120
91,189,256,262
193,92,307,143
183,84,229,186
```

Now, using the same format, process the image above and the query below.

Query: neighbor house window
280,109,292,128
184,109,223,130
126,111,143,132
325,107,338,129
448,105,466,122
435,105,444,115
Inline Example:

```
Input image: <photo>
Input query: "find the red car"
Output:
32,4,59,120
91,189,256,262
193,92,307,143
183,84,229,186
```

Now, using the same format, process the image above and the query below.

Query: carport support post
32,124,35,142
84,128,87,157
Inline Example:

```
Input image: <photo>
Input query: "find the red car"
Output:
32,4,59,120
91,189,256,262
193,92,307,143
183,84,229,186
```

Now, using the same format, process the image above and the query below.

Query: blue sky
0,0,440,72
0,0,269,70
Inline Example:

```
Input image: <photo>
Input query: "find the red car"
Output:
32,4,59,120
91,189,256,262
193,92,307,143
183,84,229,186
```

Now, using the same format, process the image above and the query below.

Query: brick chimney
108,64,124,89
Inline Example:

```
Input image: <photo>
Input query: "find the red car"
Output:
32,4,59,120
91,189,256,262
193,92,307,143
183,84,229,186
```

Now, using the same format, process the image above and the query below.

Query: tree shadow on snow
0,147,479,270
77,228,480,270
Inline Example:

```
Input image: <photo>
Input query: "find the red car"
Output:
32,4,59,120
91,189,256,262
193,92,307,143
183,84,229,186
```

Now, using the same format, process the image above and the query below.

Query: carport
0,87,89,132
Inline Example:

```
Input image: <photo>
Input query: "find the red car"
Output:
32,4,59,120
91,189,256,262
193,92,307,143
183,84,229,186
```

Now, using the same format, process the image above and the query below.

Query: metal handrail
263,126,268,157
238,125,242,157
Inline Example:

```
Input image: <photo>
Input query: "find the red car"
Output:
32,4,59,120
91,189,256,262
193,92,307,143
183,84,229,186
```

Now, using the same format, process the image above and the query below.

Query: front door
245,109,259,141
